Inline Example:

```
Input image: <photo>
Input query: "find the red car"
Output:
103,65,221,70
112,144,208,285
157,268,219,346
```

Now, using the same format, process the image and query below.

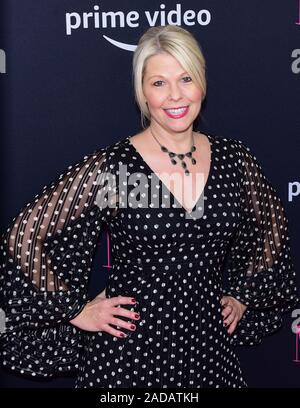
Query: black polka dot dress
0,133,299,388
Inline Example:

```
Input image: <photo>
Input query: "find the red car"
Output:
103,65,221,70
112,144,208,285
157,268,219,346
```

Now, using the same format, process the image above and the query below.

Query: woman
0,25,299,388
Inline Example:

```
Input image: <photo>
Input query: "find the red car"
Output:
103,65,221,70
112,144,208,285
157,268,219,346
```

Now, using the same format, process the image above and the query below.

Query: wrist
69,302,88,325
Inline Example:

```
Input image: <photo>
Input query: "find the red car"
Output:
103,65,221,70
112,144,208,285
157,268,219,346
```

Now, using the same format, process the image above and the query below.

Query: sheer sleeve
222,139,300,346
0,147,118,377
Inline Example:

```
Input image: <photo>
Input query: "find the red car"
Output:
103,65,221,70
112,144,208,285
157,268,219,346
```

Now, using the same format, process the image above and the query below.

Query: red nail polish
130,325,136,330
135,313,140,319
120,333,126,337
131,298,136,303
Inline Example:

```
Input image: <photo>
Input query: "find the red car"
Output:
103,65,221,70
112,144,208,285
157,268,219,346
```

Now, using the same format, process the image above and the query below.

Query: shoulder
209,134,267,184
83,136,129,170
212,134,252,154
211,134,259,165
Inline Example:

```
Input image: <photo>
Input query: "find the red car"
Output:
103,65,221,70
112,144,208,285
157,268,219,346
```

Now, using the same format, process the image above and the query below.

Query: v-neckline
125,132,215,215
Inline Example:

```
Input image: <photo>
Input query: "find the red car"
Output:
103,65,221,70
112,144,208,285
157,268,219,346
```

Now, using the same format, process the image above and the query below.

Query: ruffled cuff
1,320,86,377
222,293,284,346
222,282,299,346
0,258,88,377
0,214,94,377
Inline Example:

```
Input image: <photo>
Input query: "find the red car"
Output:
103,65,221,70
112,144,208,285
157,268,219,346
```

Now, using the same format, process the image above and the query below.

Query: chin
166,123,194,133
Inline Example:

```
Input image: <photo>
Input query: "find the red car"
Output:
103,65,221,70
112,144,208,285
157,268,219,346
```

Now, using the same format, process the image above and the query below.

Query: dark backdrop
1,0,300,388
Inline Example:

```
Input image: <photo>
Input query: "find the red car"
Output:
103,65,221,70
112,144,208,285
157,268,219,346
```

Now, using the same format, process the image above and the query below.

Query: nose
168,82,182,101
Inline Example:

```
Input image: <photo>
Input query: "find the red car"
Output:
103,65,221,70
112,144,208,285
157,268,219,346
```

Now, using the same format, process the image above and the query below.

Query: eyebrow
147,71,188,80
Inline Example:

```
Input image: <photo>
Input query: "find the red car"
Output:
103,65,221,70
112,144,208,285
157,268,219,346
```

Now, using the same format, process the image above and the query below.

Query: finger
223,310,237,327
111,306,141,321
220,297,230,307
108,296,137,306
221,305,234,320
227,317,239,335
110,317,137,332
102,323,128,338
222,296,238,308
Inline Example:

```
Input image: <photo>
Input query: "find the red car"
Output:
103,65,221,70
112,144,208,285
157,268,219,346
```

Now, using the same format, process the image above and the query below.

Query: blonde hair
132,25,207,129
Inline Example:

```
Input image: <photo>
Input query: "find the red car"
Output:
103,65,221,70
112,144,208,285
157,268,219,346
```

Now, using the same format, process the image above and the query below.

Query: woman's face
142,52,203,133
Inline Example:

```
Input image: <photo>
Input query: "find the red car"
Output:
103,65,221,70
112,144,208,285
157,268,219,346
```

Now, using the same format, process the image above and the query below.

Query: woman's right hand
69,291,140,338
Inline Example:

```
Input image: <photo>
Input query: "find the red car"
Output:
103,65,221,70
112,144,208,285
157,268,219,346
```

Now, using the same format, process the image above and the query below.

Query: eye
152,76,192,87
153,80,164,87
182,76,192,82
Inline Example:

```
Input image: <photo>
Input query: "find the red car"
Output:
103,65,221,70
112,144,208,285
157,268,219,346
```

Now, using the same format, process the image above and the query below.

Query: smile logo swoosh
102,35,137,52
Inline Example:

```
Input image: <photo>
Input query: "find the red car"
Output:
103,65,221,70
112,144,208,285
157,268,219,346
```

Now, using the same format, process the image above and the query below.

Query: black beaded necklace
149,127,197,176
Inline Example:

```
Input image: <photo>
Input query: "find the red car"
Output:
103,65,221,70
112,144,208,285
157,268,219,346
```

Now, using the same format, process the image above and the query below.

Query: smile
163,106,189,119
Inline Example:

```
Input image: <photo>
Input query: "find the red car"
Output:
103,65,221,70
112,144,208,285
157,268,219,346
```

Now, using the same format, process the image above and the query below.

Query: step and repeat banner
0,0,300,388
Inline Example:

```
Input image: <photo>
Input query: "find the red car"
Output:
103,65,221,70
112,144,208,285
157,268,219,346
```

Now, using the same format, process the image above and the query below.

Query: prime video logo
65,3,211,51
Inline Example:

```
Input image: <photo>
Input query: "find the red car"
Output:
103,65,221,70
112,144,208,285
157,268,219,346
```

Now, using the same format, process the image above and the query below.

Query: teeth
166,107,188,114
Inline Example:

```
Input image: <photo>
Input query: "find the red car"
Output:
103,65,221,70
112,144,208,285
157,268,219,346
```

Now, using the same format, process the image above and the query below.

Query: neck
148,124,194,152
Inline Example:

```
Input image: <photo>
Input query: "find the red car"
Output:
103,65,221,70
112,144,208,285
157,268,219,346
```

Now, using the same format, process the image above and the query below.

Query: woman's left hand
220,296,247,335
